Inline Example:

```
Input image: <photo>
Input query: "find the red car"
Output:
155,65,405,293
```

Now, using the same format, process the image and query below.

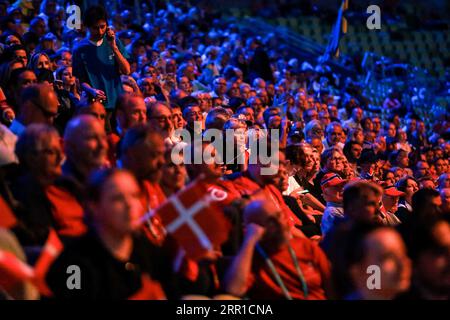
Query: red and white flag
0,229,63,297
33,229,64,296
139,178,231,260
0,250,34,292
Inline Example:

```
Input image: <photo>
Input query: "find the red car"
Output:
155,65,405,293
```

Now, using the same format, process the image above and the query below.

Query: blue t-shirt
72,37,129,110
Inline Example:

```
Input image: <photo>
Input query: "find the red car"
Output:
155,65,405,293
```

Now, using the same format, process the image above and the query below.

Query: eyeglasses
32,100,59,119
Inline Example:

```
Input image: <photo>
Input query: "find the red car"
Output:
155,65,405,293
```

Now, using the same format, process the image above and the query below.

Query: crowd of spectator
0,1,448,300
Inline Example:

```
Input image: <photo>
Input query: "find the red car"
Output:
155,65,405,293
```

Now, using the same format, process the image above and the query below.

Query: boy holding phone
72,5,130,129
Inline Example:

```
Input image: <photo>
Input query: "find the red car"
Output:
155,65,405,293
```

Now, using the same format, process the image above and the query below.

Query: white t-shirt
284,175,304,196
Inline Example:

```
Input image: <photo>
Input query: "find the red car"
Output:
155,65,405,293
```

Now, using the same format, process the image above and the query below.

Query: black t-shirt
46,230,172,299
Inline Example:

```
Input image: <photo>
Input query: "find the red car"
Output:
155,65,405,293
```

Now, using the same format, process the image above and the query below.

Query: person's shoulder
72,39,90,52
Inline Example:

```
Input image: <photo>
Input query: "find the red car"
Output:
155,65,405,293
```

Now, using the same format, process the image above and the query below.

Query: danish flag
0,229,63,297
139,178,231,260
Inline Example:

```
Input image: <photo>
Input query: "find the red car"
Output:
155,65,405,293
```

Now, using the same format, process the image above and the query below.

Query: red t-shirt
45,185,87,237
247,238,330,300
140,180,167,246
107,133,121,166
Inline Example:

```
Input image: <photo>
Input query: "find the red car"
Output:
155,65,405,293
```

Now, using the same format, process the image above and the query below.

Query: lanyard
256,243,309,300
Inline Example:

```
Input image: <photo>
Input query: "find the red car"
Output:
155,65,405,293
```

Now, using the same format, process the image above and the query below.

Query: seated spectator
44,115,108,238
440,188,450,213
312,147,345,204
320,173,347,237
396,129,412,154
273,153,322,238
303,120,324,141
343,141,362,177
160,146,187,197
9,83,58,136
380,185,404,226
390,149,410,170
115,93,147,136
119,125,166,245
29,52,51,73
434,158,447,178
323,122,344,150
224,199,330,300
46,169,170,299
284,143,324,212
147,100,174,142
226,150,305,238
53,65,80,134
398,214,450,300
414,160,430,179
342,107,363,132
204,107,230,131
12,124,62,245
182,101,203,137
418,176,436,189
328,223,411,299
395,176,419,223
358,149,378,181
437,173,450,191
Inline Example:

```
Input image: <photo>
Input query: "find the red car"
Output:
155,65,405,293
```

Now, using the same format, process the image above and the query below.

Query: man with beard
224,199,330,299
119,125,166,245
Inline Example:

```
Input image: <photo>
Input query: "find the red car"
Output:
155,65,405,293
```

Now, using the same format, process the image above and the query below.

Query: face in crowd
349,227,411,299
64,115,108,174
89,170,144,236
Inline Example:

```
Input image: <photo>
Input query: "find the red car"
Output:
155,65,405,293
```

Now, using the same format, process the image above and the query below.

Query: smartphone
296,189,310,195
106,27,114,40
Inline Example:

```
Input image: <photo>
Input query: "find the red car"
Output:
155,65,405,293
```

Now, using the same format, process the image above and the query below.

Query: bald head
243,199,278,226
64,115,108,176
243,199,289,249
